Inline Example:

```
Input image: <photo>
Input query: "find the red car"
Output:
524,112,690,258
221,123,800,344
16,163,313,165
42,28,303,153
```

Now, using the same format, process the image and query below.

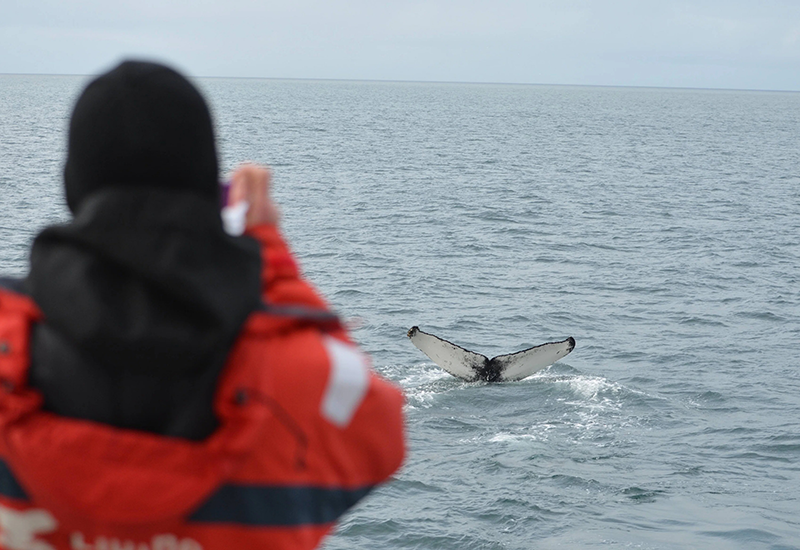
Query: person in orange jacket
0,60,405,550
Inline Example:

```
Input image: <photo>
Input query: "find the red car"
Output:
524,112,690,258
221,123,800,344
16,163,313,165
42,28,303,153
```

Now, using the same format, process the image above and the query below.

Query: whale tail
407,326,575,382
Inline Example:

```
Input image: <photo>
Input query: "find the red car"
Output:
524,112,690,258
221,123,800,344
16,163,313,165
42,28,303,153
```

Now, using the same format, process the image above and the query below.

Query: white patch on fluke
406,328,486,380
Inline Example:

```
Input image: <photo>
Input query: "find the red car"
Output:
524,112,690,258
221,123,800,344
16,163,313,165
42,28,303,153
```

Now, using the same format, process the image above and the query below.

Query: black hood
26,187,262,439
63,60,220,213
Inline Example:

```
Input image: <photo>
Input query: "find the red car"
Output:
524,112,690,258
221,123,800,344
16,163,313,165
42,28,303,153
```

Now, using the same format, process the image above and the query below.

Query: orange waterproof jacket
0,224,405,550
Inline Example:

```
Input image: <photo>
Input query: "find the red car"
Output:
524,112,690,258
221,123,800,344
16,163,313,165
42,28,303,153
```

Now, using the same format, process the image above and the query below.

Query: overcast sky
3,0,800,90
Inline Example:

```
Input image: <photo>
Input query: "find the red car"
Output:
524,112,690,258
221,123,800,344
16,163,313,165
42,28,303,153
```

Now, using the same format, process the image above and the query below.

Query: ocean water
1,74,799,549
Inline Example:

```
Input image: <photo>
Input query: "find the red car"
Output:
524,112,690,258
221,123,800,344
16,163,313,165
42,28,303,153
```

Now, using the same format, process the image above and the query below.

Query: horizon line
1,71,798,94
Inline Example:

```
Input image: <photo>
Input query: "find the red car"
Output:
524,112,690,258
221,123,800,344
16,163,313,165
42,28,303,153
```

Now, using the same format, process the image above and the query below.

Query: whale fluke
407,326,575,382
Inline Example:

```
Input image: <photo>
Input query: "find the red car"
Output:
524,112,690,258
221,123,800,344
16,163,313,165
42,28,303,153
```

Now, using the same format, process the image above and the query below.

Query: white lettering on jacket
320,336,369,427
70,532,202,550
0,504,57,550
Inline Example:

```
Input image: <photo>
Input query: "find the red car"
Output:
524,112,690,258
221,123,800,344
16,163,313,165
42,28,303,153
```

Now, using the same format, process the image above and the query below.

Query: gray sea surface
1,74,799,549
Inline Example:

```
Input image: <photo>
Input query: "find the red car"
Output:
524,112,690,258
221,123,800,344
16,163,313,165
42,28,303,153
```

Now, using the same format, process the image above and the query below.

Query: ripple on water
620,486,668,504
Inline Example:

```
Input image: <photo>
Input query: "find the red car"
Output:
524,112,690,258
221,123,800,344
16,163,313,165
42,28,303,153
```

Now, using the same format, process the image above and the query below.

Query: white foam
380,362,454,409
488,432,547,444
398,363,451,387
564,375,621,400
